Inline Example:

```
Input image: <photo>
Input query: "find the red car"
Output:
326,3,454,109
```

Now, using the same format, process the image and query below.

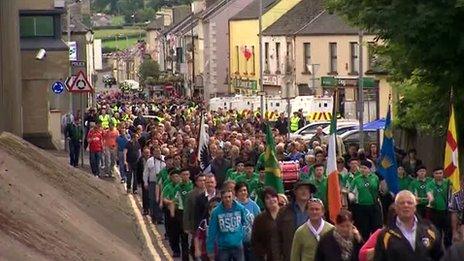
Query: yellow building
229,0,301,94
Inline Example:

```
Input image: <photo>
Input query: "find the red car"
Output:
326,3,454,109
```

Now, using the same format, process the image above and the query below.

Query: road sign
65,76,75,90
321,76,377,88
321,76,337,87
51,81,65,94
68,71,93,93
71,60,86,67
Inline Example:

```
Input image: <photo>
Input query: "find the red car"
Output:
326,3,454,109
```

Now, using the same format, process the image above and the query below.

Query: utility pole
191,24,195,97
67,3,73,114
258,0,264,116
358,30,364,149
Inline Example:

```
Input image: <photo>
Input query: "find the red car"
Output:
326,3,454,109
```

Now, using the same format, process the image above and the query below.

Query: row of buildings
144,0,392,119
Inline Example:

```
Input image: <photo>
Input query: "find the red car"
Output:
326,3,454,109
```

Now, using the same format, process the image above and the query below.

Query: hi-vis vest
99,114,110,129
290,116,299,132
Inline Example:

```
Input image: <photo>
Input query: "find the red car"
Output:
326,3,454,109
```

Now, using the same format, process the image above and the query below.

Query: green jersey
398,175,414,191
426,179,451,211
349,173,379,205
174,181,194,210
311,177,328,208
236,173,260,192
343,171,360,189
162,182,178,200
157,168,169,185
408,178,432,206
250,181,265,210
226,169,245,181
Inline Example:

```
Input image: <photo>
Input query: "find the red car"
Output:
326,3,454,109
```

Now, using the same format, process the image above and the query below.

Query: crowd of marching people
62,90,464,261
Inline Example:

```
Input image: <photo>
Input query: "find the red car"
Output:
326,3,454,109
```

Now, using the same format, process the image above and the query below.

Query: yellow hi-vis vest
99,114,110,129
290,116,299,132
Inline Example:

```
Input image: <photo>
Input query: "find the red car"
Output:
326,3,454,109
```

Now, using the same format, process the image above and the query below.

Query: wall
229,0,302,94
21,50,68,148
0,0,23,136
294,35,376,86
18,0,54,9
229,19,259,92
203,0,255,99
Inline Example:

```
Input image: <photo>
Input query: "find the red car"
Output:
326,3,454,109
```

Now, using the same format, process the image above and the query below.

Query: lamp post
85,29,95,106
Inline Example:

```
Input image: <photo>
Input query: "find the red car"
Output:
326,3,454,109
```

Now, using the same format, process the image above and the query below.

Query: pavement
51,149,177,261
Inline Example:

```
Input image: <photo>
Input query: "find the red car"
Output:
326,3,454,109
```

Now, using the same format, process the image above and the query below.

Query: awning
363,118,385,131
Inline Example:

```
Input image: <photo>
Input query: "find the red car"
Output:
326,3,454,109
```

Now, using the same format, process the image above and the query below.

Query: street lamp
85,29,94,44
85,29,95,107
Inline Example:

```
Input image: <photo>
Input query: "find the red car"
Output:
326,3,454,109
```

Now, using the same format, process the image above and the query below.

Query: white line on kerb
128,193,162,261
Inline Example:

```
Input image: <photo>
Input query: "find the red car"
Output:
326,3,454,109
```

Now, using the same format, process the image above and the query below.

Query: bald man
374,190,443,261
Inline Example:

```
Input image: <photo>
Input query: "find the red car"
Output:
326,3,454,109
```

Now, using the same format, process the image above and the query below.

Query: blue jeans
148,182,163,222
89,152,102,176
217,247,244,261
117,150,126,181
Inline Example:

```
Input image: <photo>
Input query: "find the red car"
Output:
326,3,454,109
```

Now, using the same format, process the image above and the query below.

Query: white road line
134,196,173,261
128,193,162,261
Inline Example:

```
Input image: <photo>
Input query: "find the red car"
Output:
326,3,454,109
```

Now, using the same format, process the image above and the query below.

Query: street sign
71,60,86,67
321,76,337,87
65,76,76,90
321,76,377,88
257,91,266,96
68,71,93,93
51,81,65,94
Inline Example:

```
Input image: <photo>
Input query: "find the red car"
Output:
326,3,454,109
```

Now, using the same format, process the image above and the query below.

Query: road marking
128,193,162,261
114,166,172,261
133,196,173,261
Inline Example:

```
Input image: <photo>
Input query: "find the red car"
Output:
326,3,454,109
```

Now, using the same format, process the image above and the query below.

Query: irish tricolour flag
327,111,342,224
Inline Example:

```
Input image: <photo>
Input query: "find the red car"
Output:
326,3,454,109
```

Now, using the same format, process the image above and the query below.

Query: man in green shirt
397,166,413,191
310,164,328,209
161,169,182,257
426,167,452,247
349,160,381,240
235,162,260,194
408,165,431,218
157,156,174,187
226,161,245,181
171,169,193,260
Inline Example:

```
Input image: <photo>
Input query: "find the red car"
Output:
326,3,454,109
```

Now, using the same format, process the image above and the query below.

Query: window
329,42,337,73
264,42,270,72
20,15,54,37
350,42,359,74
303,43,311,73
235,45,239,74
286,42,292,73
275,42,281,73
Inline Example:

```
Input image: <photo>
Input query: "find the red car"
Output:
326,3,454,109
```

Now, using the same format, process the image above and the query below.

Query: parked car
290,121,330,141
340,129,378,150
321,121,359,136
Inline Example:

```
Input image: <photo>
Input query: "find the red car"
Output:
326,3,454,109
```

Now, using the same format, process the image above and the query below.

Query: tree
138,58,160,86
327,0,464,139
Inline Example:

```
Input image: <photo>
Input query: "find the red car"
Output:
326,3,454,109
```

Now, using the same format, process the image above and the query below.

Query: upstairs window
20,16,54,37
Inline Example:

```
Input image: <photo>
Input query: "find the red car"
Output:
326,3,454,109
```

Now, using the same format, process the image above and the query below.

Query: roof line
293,9,326,35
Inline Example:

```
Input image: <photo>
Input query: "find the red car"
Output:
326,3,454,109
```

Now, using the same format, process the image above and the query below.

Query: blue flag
378,107,399,194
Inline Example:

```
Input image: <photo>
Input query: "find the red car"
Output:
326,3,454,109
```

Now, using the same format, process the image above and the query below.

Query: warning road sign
68,71,93,93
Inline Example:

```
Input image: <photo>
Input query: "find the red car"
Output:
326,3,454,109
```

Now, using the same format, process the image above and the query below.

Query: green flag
264,124,284,194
